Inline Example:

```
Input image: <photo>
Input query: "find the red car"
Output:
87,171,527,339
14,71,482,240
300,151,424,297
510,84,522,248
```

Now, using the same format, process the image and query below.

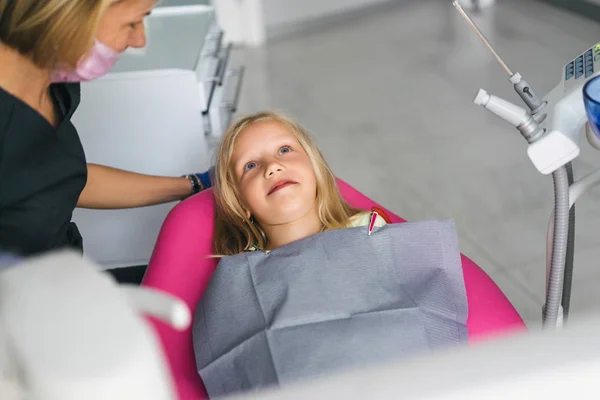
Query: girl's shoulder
247,245,272,254
246,209,390,253
348,210,388,228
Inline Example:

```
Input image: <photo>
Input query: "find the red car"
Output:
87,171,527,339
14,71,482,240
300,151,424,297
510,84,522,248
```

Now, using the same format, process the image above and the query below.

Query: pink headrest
142,179,526,400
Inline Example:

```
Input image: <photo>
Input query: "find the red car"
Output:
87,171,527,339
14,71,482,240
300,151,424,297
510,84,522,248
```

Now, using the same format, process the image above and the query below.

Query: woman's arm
77,163,196,209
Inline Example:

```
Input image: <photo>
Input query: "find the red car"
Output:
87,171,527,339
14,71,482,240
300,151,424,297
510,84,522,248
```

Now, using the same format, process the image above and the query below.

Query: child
195,111,467,398
211,110,387,255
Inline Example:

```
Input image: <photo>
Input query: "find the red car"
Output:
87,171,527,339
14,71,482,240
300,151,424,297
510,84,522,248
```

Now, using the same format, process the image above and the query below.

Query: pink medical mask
51,40,121,83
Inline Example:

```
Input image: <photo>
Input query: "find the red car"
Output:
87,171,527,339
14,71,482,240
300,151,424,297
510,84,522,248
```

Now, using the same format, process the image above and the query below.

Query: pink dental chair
141,179,526,400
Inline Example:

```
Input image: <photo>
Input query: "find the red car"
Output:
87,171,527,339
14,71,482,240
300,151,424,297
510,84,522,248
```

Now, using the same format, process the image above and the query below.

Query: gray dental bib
193,220,468,398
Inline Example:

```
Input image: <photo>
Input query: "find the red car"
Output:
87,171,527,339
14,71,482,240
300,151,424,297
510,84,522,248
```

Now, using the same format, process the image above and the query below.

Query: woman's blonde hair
213,111,361,256
0,0,113,69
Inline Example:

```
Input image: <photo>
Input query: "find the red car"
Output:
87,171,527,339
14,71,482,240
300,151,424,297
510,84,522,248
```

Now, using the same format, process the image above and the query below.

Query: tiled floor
231,0,600,328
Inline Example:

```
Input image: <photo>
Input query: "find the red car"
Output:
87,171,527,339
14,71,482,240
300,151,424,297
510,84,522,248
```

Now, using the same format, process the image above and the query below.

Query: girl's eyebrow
232,155,249,173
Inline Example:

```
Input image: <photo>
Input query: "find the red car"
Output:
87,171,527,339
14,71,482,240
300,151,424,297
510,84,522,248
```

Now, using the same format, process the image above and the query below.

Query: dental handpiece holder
473,89,545,144
453,1,600,330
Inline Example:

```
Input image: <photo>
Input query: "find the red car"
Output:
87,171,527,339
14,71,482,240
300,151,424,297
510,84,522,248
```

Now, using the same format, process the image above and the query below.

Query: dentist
0,0,212,257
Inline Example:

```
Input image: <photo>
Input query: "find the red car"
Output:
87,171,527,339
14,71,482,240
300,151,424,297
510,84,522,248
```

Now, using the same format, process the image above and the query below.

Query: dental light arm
0,251,190,400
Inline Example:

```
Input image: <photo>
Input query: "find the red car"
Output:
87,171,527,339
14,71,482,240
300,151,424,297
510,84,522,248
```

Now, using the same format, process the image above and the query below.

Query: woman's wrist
182,174,204,197
196,170,213,190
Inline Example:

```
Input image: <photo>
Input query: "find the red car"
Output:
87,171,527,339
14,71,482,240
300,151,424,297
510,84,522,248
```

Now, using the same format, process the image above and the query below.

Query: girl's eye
244,161,257,172
279,146,292,155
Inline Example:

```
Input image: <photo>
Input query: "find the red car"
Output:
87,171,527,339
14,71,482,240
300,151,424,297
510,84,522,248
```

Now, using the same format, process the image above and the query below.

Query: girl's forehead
233,121,298,154
241,120,294,139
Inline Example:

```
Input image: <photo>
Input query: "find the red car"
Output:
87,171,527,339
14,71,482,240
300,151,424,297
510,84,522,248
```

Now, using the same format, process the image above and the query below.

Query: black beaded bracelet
184,174,203,194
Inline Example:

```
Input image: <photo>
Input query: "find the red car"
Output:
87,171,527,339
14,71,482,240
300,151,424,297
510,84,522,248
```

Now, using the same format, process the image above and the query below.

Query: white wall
212,0,266,46
456,0,496,8
212,0,404,47
261,0,393,32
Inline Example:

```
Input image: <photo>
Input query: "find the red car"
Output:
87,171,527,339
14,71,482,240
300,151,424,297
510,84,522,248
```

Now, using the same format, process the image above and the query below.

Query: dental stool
141,179,526,400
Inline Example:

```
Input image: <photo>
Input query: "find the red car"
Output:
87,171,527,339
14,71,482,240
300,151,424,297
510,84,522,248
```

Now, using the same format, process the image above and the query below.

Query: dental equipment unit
0,251,190,400
453,1,600,328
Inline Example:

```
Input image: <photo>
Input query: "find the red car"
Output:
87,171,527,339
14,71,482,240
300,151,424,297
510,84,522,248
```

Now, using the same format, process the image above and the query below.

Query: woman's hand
76,164,212,210
195,169,213,191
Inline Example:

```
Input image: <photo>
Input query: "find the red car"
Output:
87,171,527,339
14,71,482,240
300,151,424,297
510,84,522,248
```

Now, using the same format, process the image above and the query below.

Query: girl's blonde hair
213,111,361,256
0,0,113,69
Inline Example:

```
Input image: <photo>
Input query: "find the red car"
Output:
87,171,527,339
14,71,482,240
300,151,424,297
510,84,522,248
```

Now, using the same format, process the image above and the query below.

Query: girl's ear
244,209,255,225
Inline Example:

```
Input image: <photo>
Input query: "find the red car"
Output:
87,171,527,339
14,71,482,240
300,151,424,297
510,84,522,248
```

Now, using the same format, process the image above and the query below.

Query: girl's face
230,120,318,227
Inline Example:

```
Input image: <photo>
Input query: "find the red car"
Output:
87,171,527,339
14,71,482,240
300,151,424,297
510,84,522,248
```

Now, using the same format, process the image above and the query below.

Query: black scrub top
0,83,87,256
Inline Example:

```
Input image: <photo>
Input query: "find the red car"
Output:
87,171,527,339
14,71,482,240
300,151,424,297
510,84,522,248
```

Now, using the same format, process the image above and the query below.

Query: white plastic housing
526,64,600,175
527,131,580,175
0,251,184,400
474,89,529,127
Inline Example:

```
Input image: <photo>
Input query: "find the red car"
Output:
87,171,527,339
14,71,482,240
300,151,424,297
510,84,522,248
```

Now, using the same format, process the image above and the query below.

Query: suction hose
562,162,576,321
472,89,575,325
544,165,570,328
